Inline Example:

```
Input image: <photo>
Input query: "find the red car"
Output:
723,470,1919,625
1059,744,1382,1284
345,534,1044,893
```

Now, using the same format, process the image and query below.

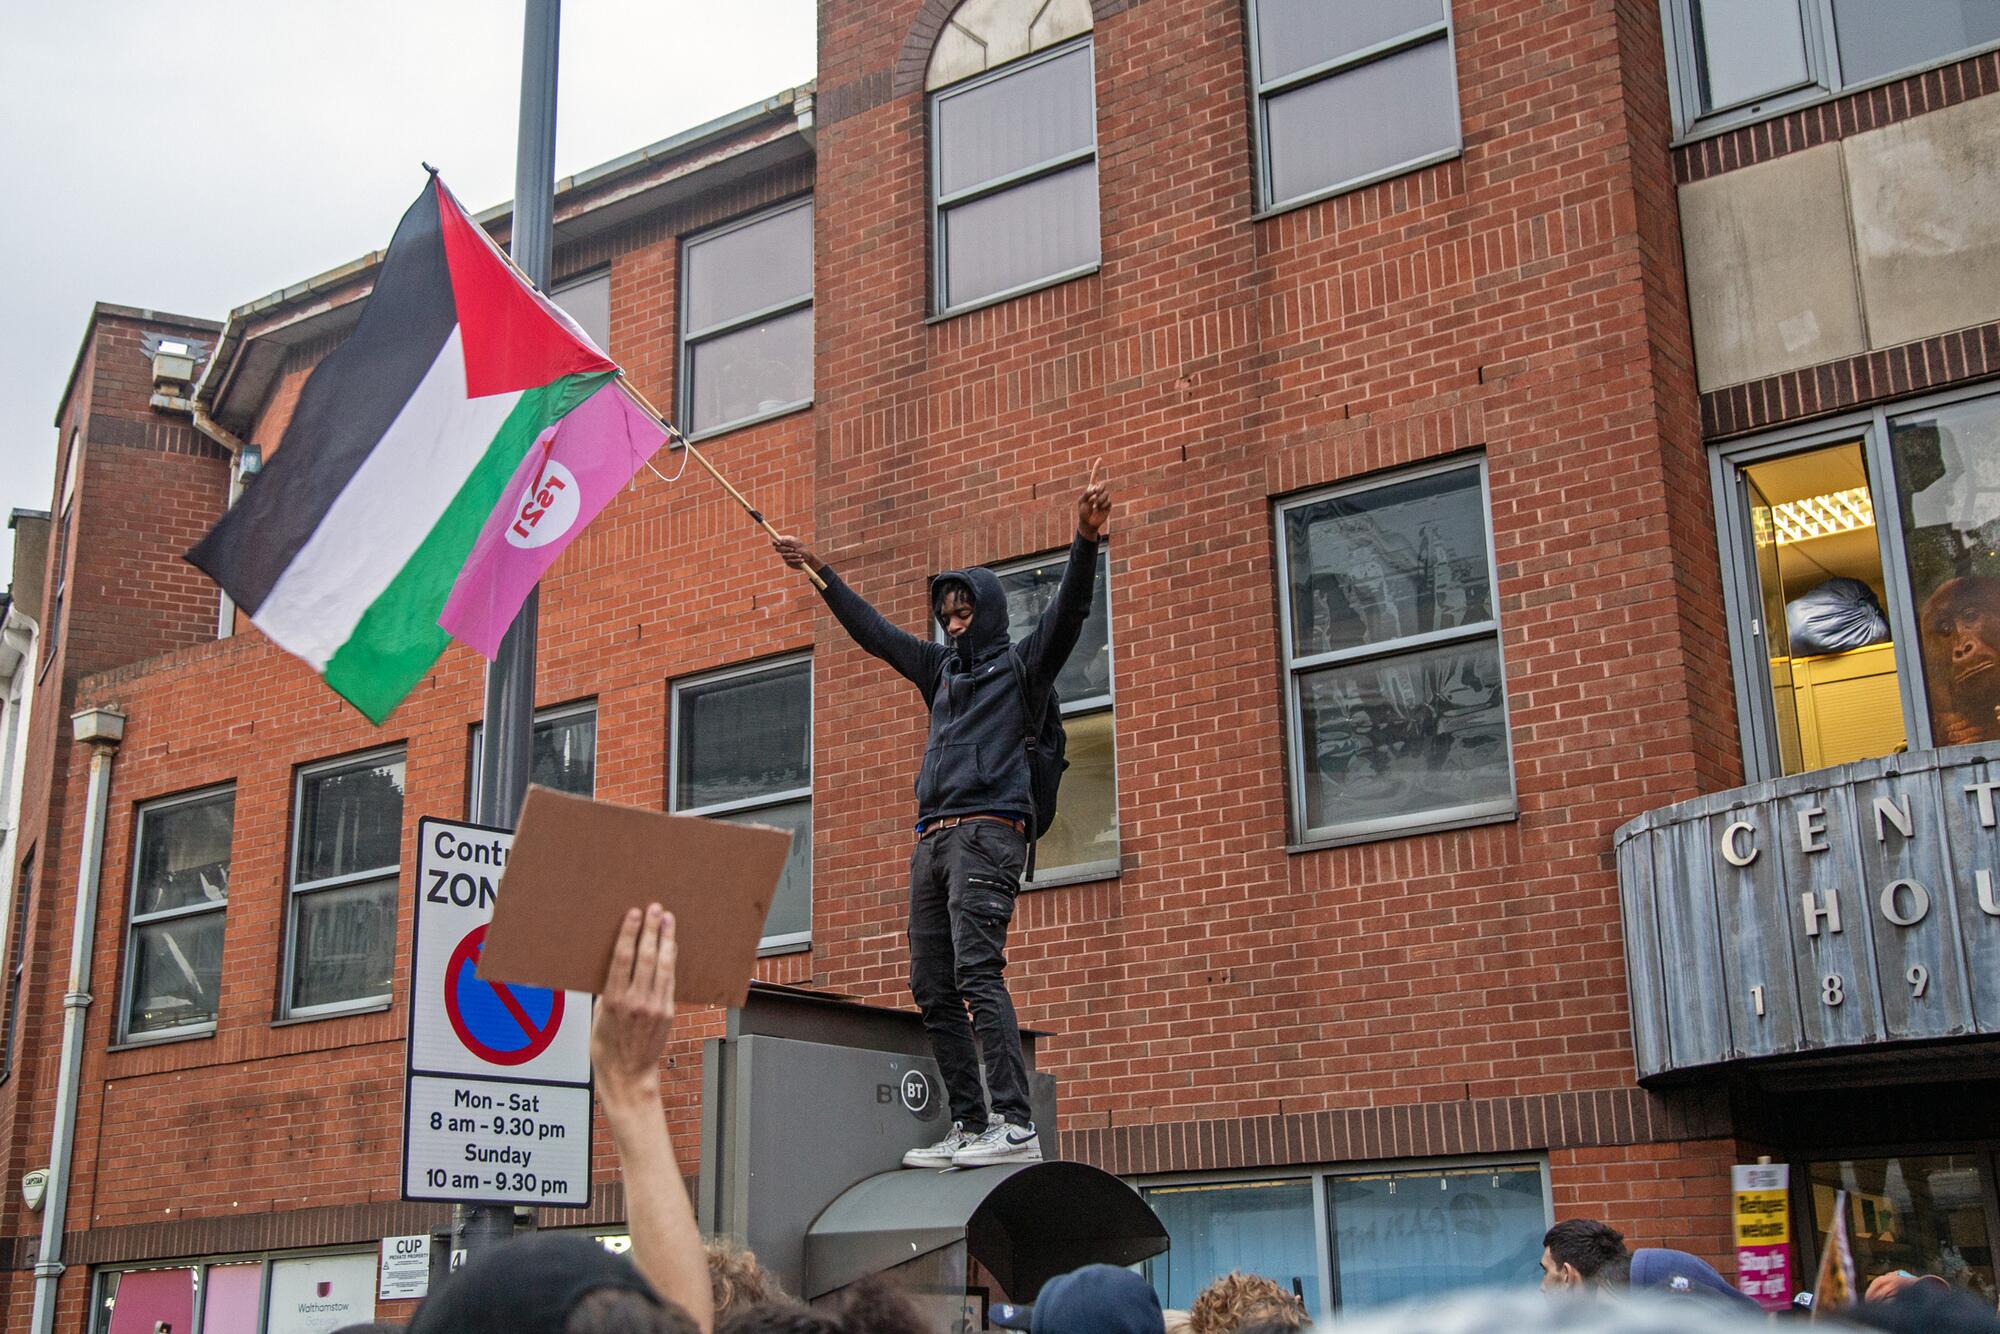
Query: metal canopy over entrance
805,1160,1168,1301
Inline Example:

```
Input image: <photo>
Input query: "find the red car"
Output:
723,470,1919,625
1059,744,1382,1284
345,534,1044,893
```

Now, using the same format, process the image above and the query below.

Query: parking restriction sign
402,817,591,1207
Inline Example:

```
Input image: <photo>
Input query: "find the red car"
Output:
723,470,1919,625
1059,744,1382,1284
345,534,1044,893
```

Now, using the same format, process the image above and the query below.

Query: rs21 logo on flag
507,460,581,550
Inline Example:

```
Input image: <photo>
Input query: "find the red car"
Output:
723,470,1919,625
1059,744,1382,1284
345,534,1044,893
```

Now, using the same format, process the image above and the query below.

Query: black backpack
1007,653,1068,877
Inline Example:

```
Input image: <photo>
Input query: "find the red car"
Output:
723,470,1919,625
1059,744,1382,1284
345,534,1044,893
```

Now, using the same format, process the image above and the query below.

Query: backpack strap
1008,650,1044,881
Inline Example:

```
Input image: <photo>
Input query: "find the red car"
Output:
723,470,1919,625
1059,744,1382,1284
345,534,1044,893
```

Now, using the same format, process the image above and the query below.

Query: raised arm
592,906,714,1333
1015,468,1111,697
773,534,945,693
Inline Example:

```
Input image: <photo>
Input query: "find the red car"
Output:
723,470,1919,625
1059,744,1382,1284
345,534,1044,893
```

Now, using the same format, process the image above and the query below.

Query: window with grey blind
121,786,235,1040
679,199,813,439
930,37,1100,315
285,748,405,1016
1663,0,2000,137
670,656,811,950
1247,0,1462,214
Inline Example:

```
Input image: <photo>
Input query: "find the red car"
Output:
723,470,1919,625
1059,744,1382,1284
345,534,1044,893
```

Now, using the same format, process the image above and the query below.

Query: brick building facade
6,1,2000,1329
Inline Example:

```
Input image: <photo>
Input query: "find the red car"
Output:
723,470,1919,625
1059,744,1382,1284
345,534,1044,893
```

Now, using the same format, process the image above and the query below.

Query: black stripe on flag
187,182,459,614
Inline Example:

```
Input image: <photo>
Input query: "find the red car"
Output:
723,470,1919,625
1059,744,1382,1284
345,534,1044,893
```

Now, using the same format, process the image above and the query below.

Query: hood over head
931,564,1010,665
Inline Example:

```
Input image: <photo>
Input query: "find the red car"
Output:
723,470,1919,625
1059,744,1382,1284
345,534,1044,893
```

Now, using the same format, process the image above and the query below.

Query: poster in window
266,1254,377,1334
1893,400,2000,745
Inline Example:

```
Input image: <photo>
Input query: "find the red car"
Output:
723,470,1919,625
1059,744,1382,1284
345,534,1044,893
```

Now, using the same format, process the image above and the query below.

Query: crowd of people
324,907,2000,1334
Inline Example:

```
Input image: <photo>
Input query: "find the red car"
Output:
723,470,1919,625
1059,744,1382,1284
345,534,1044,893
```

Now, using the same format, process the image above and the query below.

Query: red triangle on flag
433,177,615,399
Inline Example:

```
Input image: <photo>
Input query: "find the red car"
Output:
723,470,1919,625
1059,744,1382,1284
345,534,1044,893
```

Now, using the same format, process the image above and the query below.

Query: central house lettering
1712,778,2000,937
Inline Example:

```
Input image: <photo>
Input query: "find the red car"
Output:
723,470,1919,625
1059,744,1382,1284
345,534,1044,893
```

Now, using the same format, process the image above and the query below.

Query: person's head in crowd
717,1276,926,1334
408,1233,696,1334
1592,1255,1633,1290
991,1264,1166,1334
1541,1219,1632,1290
1626,1249,1757,1307
717,1305,840,1334
1162,1311,1193,1334
1186,1271,1309,1334
1849,1276,2000,1334
708,1239,784,1321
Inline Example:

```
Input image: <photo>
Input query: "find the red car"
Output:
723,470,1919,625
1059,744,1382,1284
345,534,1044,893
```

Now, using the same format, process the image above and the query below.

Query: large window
1714,384,2000,780
1142,1160,1549,1320
670,657,811,951
935,549,1118,884
1276,459,1514,845
121,786,234,1041
1245,0,1461,214
1,852,30,1080
930,38,1100,316
93,1249,380,1334
285,749,404,1016
1803,1155,1998,1301
679,199,813,439
1664,0,2000,138
468,700,597,815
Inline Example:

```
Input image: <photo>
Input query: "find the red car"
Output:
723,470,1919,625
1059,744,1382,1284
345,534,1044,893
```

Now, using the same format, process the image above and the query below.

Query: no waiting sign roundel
408,818,589,1085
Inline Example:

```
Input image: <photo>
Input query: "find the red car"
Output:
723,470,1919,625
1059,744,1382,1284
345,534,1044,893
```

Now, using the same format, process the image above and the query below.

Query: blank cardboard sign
477,786,791,1005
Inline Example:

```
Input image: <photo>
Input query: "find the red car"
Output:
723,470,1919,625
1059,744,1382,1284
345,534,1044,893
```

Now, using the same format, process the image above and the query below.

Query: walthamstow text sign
1615,743,2000,1080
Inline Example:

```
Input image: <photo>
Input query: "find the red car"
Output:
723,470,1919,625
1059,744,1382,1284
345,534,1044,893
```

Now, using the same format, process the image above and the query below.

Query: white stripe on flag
254,328,523,669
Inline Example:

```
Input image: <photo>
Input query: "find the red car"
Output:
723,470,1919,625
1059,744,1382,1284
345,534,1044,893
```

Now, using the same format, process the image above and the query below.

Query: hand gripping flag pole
612,375,829,592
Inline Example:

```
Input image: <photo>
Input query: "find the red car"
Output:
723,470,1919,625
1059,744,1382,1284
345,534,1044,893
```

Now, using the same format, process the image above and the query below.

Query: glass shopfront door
1800,1152,2000,1302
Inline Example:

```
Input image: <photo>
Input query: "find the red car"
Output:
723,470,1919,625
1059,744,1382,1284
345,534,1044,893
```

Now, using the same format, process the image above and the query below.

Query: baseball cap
1629,1249,1758,1307
989,1265,1165,1334
409,1232,662,1334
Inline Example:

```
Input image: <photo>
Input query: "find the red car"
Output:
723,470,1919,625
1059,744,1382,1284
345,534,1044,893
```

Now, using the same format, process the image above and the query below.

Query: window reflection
1894,398,2000,747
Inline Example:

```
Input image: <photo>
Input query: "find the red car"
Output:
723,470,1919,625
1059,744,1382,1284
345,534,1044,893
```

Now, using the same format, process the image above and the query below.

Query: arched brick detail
891,0,1138,98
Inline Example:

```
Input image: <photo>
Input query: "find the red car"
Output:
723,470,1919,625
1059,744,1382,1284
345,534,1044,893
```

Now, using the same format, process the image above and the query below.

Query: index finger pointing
1087,458,1100,489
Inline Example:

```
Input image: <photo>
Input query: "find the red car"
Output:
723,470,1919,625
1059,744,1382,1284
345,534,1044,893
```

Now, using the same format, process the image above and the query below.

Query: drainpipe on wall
30,707,125,1334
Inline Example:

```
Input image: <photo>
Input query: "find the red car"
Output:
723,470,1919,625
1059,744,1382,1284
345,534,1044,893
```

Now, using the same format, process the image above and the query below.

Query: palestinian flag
188,175,619,723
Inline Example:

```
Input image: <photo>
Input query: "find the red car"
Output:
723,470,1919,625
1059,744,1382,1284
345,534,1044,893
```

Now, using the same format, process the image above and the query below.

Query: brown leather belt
922,814,1026,837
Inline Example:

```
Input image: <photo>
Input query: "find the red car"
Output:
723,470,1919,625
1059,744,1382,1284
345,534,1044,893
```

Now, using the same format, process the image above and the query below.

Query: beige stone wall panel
1678,145,1865,390
1845,96,2000,350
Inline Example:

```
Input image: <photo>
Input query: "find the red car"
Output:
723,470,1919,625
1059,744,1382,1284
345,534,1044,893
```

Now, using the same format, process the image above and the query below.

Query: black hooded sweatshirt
812,532,1101,826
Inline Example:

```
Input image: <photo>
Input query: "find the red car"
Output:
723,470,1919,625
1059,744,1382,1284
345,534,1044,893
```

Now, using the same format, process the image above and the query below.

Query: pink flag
440,380,667,658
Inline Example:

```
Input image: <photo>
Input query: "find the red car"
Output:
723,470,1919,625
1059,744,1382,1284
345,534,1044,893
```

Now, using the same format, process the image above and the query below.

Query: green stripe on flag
323,371,614,723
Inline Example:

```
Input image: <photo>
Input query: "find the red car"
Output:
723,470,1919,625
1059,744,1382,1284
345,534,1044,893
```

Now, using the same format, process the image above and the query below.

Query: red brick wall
1551,1137,1744,1277
2,0,1770,1318
0,309,227,1272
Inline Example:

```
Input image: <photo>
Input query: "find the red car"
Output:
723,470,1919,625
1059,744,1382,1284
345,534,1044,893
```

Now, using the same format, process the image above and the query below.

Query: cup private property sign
402,817,592,1207
1616,744,2000,1080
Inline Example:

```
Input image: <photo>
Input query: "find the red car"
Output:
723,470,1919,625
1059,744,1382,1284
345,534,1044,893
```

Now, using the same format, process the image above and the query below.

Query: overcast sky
0,0,815,585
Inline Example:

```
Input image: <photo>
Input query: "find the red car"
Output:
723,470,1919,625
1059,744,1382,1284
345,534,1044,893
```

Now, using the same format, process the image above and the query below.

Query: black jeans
908,820,1032,1127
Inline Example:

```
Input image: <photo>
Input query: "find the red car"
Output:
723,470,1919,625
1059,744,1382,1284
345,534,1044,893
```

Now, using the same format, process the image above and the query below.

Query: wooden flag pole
615,375,828,592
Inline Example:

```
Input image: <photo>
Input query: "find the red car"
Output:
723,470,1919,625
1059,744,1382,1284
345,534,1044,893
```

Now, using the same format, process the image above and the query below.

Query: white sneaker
951,1120,1042,1166
902,1120,984,1168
